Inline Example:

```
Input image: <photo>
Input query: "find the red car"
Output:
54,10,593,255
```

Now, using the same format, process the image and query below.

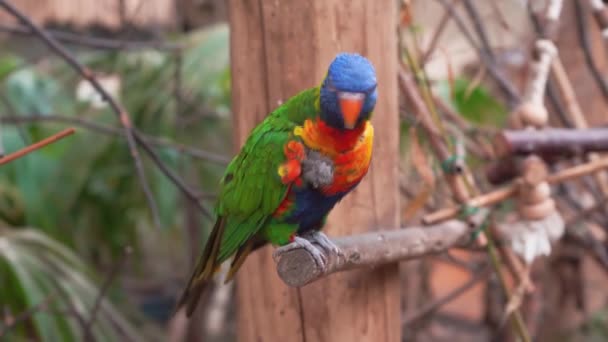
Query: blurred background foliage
0,23,230,341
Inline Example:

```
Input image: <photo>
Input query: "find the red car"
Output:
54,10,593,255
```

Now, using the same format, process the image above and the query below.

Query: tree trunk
228,1,401,341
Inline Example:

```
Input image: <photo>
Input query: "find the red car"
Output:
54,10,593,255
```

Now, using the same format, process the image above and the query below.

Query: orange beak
338,92,365,129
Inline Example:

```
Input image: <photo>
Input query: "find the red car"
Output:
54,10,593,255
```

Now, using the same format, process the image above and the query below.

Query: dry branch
0,295,55,338
0,23,181,51
0,115,230,165
402,264,491,326
589,0,608,38
435,0,520,105
574,0,608,101
83,246,132,340
275,213,487,287
421,5,452,64
494,128,608,158
424,155,608,224
0,128,74,166
398,68,470,203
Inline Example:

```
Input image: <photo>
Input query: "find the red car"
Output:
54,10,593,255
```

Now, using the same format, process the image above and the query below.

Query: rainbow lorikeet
177,53,377,316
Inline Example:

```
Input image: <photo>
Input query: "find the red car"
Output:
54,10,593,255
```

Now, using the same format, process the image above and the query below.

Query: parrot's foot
305,231,344,259
273,236,327,269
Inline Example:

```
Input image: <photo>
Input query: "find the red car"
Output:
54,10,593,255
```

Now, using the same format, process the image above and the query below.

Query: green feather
175,86,321,316
214,87,319,261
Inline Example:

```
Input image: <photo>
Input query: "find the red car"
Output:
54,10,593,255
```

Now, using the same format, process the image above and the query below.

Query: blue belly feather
286,182,360,234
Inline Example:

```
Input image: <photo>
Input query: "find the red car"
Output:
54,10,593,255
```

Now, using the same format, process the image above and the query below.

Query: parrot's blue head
319,53,377,130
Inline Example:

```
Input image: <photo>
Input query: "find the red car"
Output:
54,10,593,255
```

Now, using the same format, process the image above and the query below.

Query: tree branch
83,246,132,341
434,0,520,106
0,127,74,166
588,0,608,40
402,264,491,326
494,128,608,158
0,23,181,51
574,0,608,101
0,295,55,338
424,155,608,224
421,1,454,64
275,212,488,287
0,114,230,165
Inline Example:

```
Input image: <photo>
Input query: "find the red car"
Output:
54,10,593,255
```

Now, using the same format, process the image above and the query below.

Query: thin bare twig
83,246,132,340
0,295,55,338
424,155,608,224
421,1,456,64
0,93,31,145
402,264,491,326
0,127,74,166
0,115,230,165
434,0,520,106
135,134,213,218
0,120,4,157
489,1,511,32
574,0,608,101
461,0,494,59
0,23,182,51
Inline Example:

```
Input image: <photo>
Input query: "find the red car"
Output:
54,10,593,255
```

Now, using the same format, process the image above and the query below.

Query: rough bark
229,1,400,341
275,220,481,287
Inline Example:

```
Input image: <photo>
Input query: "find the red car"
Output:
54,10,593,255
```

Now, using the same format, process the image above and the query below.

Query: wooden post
228,1,400,341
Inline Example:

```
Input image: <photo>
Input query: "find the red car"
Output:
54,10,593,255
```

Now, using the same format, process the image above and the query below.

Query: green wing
216,86,320,261
175,87,319,316
215,117,295,261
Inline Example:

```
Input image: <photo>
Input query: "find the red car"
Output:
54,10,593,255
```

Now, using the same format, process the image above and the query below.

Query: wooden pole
228,1,400,341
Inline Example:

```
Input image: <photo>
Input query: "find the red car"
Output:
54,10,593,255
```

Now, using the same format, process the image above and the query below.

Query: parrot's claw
273,236,327,269
306,231,344,259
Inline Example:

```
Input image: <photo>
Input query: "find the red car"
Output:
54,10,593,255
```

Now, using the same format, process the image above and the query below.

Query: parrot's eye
325,78,337,93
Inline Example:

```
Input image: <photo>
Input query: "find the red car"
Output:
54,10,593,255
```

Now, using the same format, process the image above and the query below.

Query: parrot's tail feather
174,217,226,317
224,241,255,283
224,236,268,283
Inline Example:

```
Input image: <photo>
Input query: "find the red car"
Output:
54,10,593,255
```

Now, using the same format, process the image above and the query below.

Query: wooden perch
275,215,487,287
494,128,608,158
423,155,608,224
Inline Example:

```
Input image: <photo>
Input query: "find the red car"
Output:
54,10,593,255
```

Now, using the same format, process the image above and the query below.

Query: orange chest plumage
295,118,374,195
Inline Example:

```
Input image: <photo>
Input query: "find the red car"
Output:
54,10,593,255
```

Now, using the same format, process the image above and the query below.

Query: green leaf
437,77,508,127
0,54,23,80
0,229,141,341
4,68,60,115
